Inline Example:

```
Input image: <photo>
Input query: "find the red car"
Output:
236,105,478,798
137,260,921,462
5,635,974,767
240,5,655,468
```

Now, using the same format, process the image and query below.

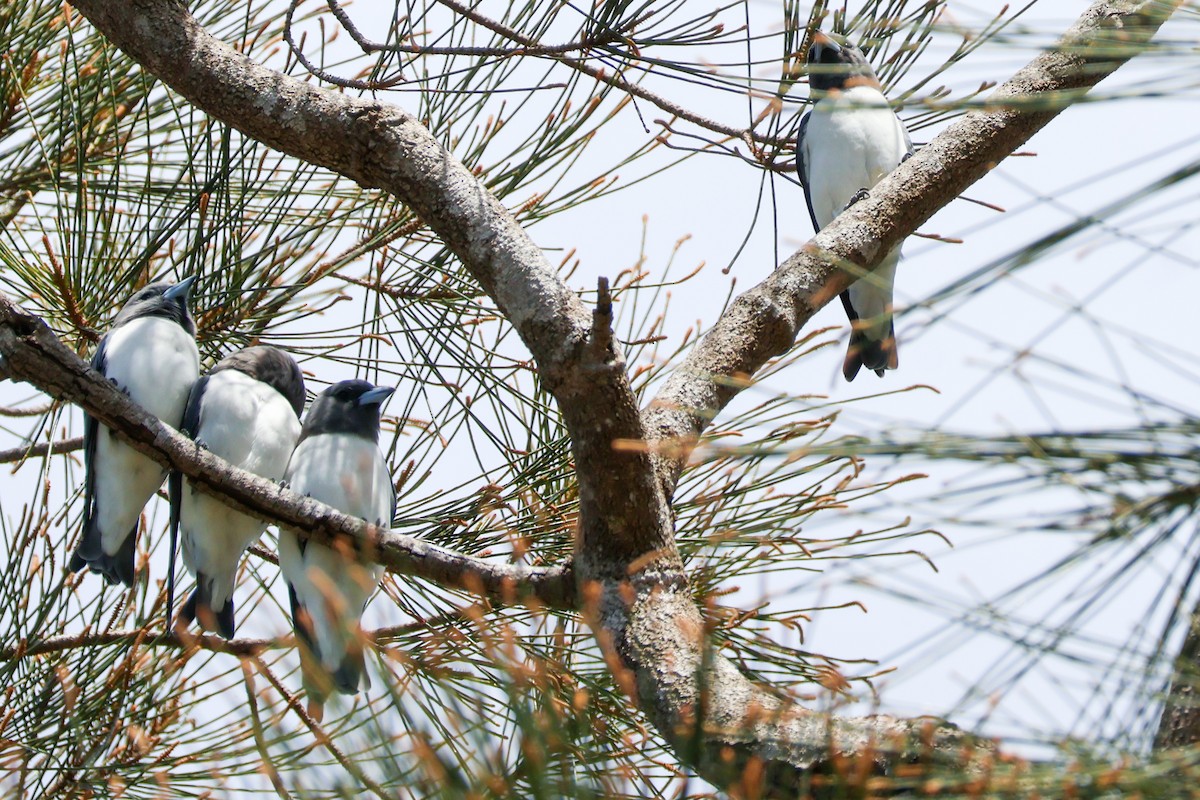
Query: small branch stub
589,276,613,361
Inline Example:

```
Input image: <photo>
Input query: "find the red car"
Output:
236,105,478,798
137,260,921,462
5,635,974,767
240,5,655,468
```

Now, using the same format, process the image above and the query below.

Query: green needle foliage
2,0,1200,796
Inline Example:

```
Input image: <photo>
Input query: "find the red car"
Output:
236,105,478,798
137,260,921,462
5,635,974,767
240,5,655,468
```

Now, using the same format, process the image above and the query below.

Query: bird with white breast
72,278,200,586
797,31,913,381
278,379,396,719
172,345,306,639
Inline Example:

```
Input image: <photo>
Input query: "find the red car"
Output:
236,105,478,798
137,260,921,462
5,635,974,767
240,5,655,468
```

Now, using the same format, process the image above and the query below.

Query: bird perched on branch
278,379,395,719
797,31,913,381
71,278,200,585
171,346,305,639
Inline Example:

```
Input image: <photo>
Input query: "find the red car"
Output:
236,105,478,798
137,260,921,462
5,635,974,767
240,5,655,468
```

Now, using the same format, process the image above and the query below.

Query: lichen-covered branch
1155,599,1200,750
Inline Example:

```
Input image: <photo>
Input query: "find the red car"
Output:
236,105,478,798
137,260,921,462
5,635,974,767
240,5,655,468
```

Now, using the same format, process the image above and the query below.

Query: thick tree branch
1155,600,1200,750
0,297,574,610
641,0,1182,496
67,0,669,584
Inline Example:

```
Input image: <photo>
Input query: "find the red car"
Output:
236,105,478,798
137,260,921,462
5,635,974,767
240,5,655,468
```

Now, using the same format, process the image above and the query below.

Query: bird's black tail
180,575,236,639
289,584,333,719
288,583,369,720
843,322,898,381
332,645,368,696
70,518,137,586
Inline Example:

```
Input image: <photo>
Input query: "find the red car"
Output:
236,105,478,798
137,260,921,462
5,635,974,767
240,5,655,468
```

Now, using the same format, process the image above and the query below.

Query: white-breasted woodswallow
71,278,200,585
797,31,912,380
172,345,305,639
279,379,395,719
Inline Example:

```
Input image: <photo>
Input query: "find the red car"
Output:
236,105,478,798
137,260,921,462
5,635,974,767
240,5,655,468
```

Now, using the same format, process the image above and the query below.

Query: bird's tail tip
70,527,136,586
842,330,898,382
185,575,237,639
300,638,369,700
297,648,364,722
70,515,105,569
333,648,370,696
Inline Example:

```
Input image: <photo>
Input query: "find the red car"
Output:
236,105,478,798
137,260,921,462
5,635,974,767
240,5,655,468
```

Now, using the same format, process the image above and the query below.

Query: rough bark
1154,600,1200,750
18,0,1178,794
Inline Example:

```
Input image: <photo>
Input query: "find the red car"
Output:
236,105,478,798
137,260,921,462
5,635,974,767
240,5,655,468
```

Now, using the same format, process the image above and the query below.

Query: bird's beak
357,385,396,407
809,30,841,60
163,276,196,302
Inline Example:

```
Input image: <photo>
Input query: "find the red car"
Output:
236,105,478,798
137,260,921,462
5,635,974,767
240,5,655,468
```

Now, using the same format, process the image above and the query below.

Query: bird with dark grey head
170,345,306,639
797,31,913,381
278,379,395,719
71,277,200,586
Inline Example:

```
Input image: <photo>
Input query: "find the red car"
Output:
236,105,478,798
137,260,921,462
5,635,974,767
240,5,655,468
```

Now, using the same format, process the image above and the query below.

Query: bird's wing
169,373,209,539
82,338,109,526
798,109,863,352
796,111,821,235
288,579,317,657
166,464,182,617
180,375,209,439
168,374,209,623
387,461,397,525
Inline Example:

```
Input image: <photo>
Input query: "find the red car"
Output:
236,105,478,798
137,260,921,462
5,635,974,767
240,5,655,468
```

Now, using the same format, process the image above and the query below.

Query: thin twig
248,656,393,800
0,618,441,661
0,400,55,417
434,0,788,147
326,0,622,58
240,663,295,800
0,436,83,464
283,0,404,90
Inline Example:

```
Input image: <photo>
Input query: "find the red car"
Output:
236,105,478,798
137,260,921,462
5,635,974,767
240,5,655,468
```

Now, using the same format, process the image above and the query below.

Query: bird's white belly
280,433,390,676
193,371,300,478
181,371,302,604
286,435,393,525
804,87,909,229
93,316,199,549
93,433,169,550
104,316,199,426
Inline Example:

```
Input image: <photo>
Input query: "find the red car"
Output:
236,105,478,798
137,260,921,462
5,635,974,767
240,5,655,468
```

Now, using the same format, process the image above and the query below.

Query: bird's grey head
300,379,394,443
214,345,306,418
112,276,197,335
806,32,880,94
